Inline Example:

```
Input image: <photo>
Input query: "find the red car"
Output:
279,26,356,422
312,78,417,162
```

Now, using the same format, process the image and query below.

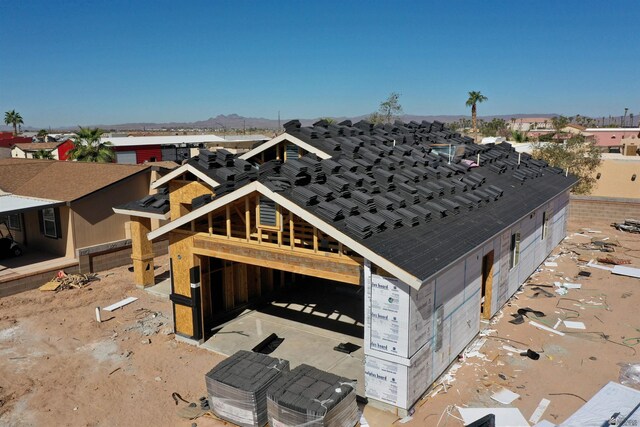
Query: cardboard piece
560,382,640,426
39,281,61,291
458,407,530,427
491,388,520,404
563,320,586,330
529,398,550,424
544,262,558,267
529,320,565,336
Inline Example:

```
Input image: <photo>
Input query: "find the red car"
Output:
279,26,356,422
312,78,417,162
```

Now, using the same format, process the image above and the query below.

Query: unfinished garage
136,119,577,414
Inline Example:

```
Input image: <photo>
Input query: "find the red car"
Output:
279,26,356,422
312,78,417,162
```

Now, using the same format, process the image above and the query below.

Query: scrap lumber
40,272,100,291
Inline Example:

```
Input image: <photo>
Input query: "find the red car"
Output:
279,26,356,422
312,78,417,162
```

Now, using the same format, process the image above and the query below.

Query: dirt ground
1,223,639,427
404,223,640,426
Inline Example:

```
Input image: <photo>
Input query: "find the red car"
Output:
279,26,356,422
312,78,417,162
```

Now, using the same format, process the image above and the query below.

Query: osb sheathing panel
169,180,213,220
169,231,195,335
175,305,193,337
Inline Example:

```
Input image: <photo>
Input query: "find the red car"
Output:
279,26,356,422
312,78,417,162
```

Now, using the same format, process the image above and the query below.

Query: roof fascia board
239,133,332,161
0,200,65,216
419,186,575,288
112,207,170,220
151,164,220,190
256,183,421,290
147,182,258,240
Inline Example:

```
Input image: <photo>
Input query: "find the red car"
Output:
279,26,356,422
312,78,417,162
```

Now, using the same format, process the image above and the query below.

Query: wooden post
130,216,155,288
245,198,250,242
289,214,295,250
225,205,231,238
208,212,213,235
313,227,318,253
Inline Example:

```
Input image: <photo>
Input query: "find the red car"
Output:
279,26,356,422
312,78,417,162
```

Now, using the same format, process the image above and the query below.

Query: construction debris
39,271,100,291
612,219,640,234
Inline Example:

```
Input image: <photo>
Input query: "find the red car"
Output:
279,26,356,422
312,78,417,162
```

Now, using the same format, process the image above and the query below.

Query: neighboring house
11,140,74,160
589,153,640,198
508,117,553,131
0,132,32,159
119,119,577,413
527,124,596,143
100,134,269,164
0,158,151,260
585,127,640,152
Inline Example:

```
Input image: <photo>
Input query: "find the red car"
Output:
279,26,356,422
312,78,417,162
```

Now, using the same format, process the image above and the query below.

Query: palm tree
4,110,24,136
68,127,115,163
465,91,488,138
33,149,54,160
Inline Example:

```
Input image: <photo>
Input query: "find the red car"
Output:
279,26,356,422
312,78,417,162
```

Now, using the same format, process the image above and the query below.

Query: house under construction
117,118,577,414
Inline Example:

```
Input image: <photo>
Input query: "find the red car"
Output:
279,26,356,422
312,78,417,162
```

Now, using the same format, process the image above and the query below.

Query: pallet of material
205,350,290,427
266,364,358,427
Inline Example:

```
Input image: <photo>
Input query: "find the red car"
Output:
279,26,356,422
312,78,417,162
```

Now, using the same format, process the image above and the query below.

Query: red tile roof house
0,158,168,297
10,139,74,160
0,132,32,159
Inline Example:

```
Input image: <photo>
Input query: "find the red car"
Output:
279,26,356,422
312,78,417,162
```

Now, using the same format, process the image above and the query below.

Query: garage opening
198,256,365,395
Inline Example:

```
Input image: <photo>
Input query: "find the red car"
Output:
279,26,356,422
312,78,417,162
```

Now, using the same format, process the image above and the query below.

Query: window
510,232,521,269
40,208,59,238
284,144,299,162
258,197,278,228
541,211,549,240
5,214,21,231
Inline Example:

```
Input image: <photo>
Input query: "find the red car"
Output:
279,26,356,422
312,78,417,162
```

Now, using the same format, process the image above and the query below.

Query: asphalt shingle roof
155,120,578,281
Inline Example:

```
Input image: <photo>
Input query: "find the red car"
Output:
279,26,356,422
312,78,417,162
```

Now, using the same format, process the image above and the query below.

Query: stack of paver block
205,350,290,427
266,364,358,427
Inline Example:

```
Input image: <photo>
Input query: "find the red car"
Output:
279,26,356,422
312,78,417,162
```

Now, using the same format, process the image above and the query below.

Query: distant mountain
48,113,560,132
10,112,634,132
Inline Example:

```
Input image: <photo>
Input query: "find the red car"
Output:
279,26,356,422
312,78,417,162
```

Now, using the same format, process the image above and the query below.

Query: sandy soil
1,224,639,427
0,255,226,427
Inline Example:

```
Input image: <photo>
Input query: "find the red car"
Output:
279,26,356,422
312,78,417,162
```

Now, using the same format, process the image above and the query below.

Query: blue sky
1,0,639,127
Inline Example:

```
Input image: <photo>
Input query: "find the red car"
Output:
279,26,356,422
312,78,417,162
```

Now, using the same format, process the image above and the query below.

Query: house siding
363,190,570,411
72,171,151,251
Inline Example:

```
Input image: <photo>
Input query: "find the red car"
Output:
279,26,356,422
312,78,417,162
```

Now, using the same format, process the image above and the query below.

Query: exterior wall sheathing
363,191,570,412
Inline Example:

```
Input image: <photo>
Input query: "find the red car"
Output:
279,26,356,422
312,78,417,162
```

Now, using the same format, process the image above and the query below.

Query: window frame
510,231,521,269
6,213,21,231
41,207,59,239
257,196,280,230
541,211,549,240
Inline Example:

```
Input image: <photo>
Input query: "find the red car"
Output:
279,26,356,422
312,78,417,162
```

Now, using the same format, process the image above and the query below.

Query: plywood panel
246,264,261,299
175,305,193,337
169,180,212,220
261,267,273,294
233,263,248,304
223,263,235,310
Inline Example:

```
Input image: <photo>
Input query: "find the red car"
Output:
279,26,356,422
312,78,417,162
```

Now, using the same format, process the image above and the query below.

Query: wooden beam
193,235,361,285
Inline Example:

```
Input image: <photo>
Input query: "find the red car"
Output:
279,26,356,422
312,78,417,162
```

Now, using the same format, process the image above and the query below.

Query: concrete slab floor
200,283,366,396
144,278,171,299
